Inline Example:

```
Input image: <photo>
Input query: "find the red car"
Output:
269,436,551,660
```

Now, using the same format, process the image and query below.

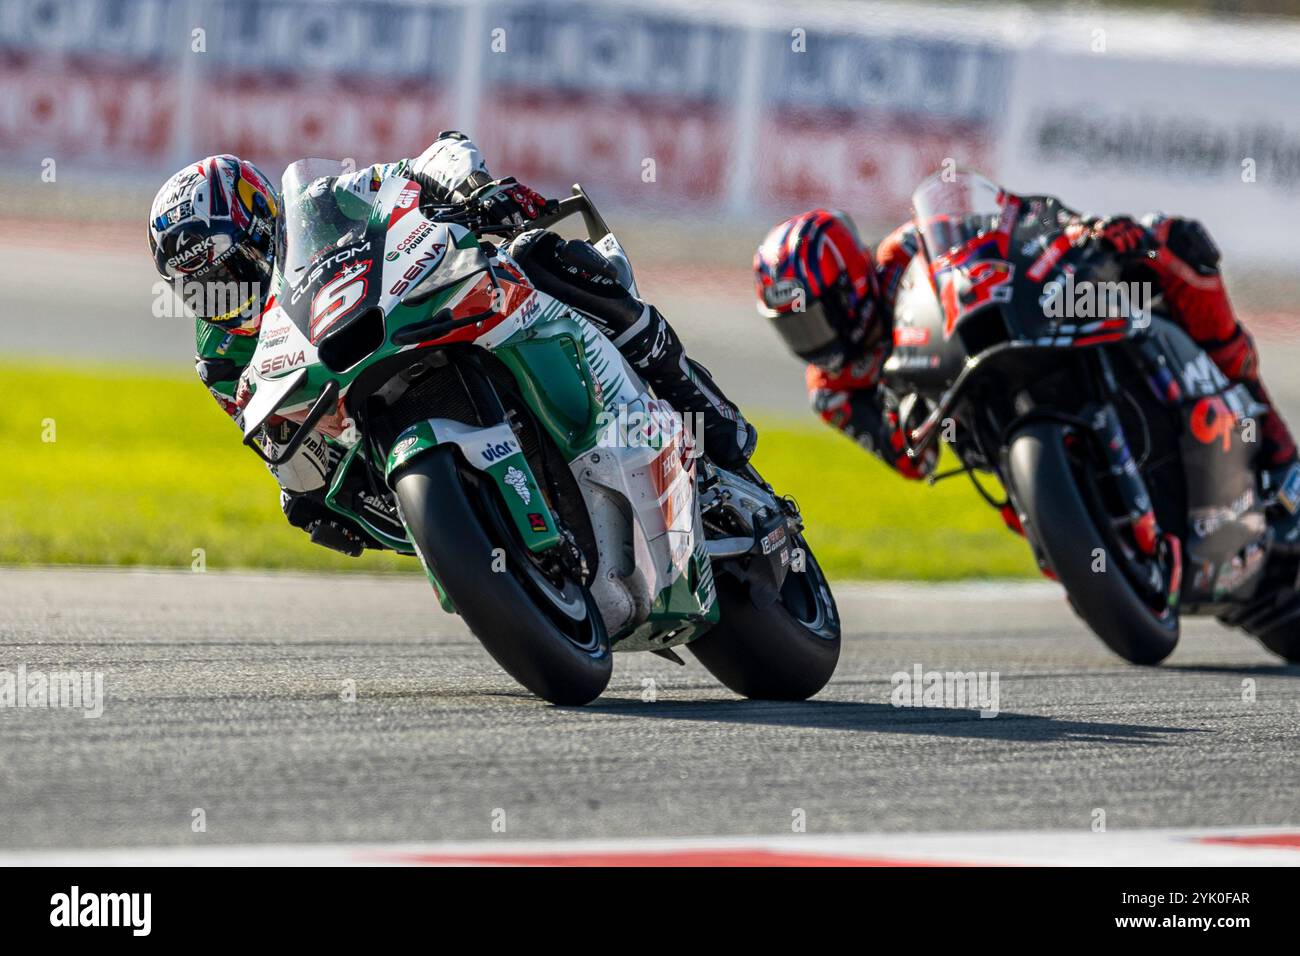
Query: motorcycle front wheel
393,445,611,705
1007,421,1180,665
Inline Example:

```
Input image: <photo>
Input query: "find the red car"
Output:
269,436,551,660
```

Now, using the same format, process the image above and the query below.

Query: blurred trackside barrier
2,0,1299,264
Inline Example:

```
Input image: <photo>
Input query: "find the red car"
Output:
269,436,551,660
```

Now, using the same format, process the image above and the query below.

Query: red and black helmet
753,209,880,370
148,155,279,332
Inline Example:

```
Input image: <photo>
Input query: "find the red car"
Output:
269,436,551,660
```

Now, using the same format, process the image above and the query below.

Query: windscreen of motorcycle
910,169,1008,262
275,159,428,344
276,159,360,283
909,169,1024,338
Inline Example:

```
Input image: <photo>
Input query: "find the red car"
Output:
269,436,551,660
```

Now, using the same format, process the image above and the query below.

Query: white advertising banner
997,46,1300,267
5,0,1300,273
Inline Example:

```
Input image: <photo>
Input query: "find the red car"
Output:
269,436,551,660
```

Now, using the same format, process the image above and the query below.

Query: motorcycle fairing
890,194,1148,448
245,161,715,643
1143,319,1269,604
885,254,970,393
384,416,562,562
923,194,1017,341
489,295,716,642
275,175,471,344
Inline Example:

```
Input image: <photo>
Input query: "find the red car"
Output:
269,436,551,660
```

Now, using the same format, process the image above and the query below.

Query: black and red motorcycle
886,170,1300,665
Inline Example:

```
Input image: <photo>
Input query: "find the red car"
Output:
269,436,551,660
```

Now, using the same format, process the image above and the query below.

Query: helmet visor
764,297,840,362
187,243,270,326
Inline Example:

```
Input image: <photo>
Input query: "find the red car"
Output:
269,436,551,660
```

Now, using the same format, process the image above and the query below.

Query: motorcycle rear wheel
688,535,840,700
1007,421,1180,665
1219,583,1300,663
1255,620,1300,662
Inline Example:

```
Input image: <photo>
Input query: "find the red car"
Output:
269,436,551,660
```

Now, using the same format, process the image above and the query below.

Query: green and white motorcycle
240,159,839,705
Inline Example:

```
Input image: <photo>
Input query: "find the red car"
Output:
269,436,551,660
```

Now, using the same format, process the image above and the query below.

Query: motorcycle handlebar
472,186,611,242
529,188,606,236
422,185,610,245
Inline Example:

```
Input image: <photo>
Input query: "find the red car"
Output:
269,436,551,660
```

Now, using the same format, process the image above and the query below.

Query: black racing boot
619,306,757,470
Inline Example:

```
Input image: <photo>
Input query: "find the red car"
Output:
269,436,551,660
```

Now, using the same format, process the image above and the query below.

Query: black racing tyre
1256,620,1300,663
1253,616,1300,660
393,445,611,705
1007,421,1180,665
688,536,840,700
1221,588,1300,663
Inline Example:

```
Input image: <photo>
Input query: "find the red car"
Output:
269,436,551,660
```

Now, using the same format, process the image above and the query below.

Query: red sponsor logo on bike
1026,233,1072,282
1189,396,1237,451
893,326,930,347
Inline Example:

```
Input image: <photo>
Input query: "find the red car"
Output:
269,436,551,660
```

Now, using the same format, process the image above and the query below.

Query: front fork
1087,401,1159,554
1084,350,1182,608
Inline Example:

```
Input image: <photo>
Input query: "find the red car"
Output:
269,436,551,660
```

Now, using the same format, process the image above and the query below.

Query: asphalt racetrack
1,567,1297,858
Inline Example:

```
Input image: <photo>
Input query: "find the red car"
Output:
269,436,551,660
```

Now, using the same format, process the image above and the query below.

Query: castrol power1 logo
386,221,438,261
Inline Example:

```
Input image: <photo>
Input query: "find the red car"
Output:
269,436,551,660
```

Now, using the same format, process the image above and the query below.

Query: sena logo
388,245,446,297
481,438,519,463
259,350,306,375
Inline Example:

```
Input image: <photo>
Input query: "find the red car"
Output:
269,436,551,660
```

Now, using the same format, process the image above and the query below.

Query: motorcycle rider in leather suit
149,132,755,554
